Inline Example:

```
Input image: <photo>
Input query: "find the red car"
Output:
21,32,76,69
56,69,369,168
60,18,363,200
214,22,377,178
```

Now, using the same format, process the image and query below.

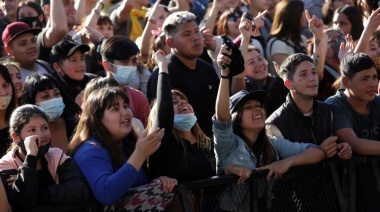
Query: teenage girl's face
333,13,352,36
17,115,51,146
6,65,22,99
226,14,241,39
240,100,266,132
244,50,268,81
172,93,194,114
101,95,133,142
96,24,113,38
35,86,61,104
0,74,12,103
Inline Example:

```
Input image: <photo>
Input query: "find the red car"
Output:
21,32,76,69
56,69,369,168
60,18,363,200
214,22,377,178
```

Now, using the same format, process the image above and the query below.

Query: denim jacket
212,116,318,175
212,116,319,211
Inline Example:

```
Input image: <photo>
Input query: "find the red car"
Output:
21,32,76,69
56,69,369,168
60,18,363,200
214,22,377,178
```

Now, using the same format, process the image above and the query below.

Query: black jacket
266,94,333,145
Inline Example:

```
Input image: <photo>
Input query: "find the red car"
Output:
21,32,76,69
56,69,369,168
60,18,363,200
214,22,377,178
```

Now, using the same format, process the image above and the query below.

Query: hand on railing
154,176,178,193
224,165,252,185
337,143,352,160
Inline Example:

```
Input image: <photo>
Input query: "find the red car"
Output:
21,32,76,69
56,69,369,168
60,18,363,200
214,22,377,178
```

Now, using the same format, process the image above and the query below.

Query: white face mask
109,62,137,85
0,95,11,110
38,97,65,122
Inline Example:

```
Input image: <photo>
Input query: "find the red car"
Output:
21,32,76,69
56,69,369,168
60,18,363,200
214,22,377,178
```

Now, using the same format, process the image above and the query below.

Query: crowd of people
0,0,378,210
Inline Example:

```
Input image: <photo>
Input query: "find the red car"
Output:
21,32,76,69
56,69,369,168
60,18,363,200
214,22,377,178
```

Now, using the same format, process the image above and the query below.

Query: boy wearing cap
325,53,380,210
49,39,95,102
147,11,219,137
2,22,52,82
100,36,150,127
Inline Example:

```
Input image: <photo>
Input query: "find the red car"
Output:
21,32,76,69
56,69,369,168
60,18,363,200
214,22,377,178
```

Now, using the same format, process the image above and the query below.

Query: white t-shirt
20,63,49,82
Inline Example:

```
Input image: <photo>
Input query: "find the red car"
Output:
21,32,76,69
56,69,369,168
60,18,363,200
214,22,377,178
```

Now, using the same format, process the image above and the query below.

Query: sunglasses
227,15,240,22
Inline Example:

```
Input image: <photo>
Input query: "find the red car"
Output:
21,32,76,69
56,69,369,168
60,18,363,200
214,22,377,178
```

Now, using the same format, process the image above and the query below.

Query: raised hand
305,10,325,40
252,10,267,37
135,128,165,158
24,135,40,156
338,34,355,61
217,44,232,72
152,50,167,68
239,12,252,39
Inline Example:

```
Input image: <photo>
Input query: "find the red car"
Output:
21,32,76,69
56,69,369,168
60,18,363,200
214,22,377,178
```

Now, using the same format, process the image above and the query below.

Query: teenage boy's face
111,54,138,70
289,61,318,98
345,67,378,102
169,22,204,58
6,33,39,66
60,50,86,81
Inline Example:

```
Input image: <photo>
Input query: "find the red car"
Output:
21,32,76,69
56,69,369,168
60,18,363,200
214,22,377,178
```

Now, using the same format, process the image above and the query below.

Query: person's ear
342,77,350,88
45,5,51,16
166,37,174,48
4,45,13,56
102,61,112,72
38,14,44,22
52,62,65,77
11,132,21,143
284,79,293,90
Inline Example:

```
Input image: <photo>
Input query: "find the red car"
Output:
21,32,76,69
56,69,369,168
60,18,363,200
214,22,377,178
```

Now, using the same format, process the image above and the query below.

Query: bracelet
97,1,104,10
220,74,229,79
93,8,101,15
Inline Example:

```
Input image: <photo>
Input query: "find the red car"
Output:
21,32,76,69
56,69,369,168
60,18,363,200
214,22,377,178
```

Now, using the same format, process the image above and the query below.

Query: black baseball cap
229,90,267,114
49,39,90,65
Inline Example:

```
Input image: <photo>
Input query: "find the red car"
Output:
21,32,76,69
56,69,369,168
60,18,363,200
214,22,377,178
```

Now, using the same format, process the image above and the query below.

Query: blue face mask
38,97,65,122
173,113,197,131
109,62,137,85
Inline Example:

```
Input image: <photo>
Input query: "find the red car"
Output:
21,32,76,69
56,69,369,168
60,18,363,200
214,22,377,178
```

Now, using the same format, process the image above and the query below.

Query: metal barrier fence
169,155,380,212
14,155,380,211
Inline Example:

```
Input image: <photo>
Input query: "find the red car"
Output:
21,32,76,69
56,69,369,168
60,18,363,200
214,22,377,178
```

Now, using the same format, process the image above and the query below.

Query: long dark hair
334,6,363,41
68,87,137,168
231,105,276,166
17,1,47,27
269,0,305,46
0,65,16,123
20,73,82,118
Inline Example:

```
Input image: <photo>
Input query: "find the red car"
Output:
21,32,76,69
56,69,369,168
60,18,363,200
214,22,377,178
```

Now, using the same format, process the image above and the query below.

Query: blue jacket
73,138,148,205
213,116,318,175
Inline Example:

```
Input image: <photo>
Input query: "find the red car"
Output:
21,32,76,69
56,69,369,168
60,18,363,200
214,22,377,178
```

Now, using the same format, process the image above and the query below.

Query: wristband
97,1,104,10
93,8,101,15
220,74,229,79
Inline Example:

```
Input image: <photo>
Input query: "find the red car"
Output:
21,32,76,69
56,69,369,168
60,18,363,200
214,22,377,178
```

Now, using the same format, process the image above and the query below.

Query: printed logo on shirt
208,85,212,90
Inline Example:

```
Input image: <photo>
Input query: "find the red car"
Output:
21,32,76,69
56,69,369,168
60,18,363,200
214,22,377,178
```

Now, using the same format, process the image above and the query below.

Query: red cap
2,22,41,46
